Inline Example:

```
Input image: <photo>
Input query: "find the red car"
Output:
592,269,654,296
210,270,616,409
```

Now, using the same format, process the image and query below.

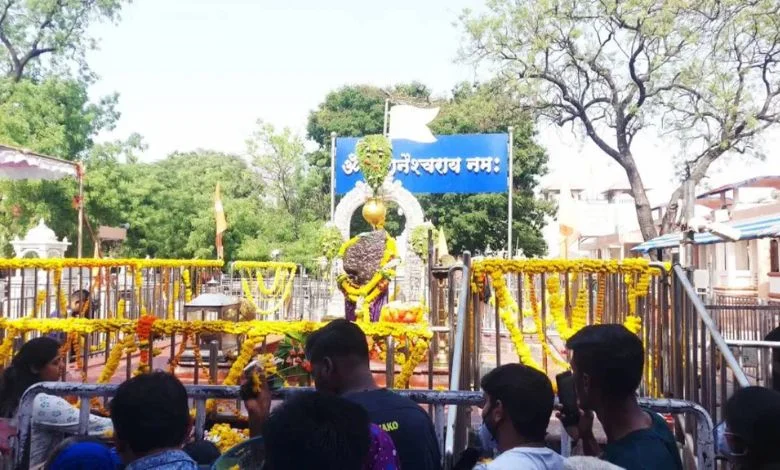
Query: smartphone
243,360,283,391
556,371,580,427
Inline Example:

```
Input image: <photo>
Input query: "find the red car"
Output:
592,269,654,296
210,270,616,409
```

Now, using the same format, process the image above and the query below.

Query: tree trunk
623,157,659,242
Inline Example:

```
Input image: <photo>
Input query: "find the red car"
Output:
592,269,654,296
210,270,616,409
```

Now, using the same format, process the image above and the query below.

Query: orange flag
215,184,227,259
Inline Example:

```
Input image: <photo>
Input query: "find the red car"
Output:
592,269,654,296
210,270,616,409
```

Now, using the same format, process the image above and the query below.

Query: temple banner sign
335,133,509,195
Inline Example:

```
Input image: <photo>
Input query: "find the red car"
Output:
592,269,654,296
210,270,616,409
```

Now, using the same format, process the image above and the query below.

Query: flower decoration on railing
234,261,297,317
472,258,662,376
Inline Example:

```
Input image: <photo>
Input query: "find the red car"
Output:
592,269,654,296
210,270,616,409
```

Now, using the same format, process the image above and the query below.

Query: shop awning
0,145,79,181
632,215,780,253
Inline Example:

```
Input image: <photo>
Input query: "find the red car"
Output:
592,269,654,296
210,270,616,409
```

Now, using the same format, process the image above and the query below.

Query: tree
427,81,551,256
0,0,127,81
0,77,119,255
246,120,306,223
461,0,780,240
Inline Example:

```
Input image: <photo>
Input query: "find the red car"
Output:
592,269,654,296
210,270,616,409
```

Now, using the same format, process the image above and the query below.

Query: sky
85,0,780,194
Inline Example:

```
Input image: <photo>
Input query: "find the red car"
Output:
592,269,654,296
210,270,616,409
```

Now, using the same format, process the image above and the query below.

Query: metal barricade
723,339,780,390
13,382,484,470
444,252,473,470
670,265,750,425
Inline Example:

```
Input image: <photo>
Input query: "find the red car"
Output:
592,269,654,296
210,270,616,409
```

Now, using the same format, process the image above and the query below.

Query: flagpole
330,132,337,221
383,99,390,136
507,126,514,259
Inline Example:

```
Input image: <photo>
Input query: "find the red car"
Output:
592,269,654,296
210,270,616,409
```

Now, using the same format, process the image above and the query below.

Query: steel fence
12,382,484,470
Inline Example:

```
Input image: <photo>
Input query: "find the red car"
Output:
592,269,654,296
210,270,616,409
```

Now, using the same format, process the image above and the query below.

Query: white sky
85,0,780,193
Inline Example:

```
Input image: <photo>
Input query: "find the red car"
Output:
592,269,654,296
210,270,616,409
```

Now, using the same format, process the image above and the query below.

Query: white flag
388,105,439,143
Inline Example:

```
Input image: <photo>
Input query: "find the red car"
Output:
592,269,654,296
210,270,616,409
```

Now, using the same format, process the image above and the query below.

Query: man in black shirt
305,319,441,470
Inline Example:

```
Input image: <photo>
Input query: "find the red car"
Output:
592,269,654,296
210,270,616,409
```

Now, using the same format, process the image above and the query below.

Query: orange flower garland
135,314,157,375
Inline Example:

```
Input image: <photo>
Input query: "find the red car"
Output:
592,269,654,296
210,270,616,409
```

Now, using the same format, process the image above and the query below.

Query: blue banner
334,133,509,195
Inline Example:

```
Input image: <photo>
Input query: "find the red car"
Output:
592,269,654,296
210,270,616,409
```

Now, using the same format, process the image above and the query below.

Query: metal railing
667,265,750,469
723,339,780,390
670,265,750,424
443,252,472,470
13,382,485,470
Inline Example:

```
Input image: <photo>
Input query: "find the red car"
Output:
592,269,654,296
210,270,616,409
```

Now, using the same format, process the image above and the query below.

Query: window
735,241,750,271
771,239,779,273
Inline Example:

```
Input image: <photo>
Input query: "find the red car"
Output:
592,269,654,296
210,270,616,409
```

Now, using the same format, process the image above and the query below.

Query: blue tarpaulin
632,215,780,253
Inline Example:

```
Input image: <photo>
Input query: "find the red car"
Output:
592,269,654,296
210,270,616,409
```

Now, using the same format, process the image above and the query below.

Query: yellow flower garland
0,316,433,390
396,338,429,389
240,267,296,317
182,268,192,303
478,259,659,374
206,423,250,453
546,275,574,341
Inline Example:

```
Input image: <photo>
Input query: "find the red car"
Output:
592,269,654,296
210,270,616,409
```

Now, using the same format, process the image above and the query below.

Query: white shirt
475,447,566,470
22,393,113,466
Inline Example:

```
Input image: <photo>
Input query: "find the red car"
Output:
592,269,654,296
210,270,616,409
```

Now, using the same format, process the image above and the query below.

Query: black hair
725,386,780,466
70,289,99,318
183,439,221,465
110,372,190,455
480,363,554,442
566,324,644,399
305,319,369,364
0,336,60,418
44,436,116,470
262,391,371,470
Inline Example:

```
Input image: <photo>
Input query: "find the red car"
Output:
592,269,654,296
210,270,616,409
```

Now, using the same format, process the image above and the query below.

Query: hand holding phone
556,371,580,427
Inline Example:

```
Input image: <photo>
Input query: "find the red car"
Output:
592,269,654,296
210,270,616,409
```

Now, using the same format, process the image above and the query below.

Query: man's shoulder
126,450,198,470
347,389,426,414
603,411,682,470
476,448,564,470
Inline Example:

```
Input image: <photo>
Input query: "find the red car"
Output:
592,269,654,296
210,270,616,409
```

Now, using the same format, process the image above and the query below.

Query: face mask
714,421,747,460
477,423,497,456
478,403,498,455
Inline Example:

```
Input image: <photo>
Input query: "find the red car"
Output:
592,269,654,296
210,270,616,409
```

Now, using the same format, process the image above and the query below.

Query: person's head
69,290,97,318
0,337,61,418
480,363,554,451
304,320,370,394
721,386,780,468
44,436,120,470
183,439,221,467
110,372,191,463
262,391,371,470
565,324,644,410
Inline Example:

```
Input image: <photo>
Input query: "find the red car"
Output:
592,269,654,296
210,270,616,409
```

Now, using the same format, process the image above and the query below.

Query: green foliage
0,0,127,81
318,224,343,261
410,223,436,261
0,78,118,157
355,135,392,194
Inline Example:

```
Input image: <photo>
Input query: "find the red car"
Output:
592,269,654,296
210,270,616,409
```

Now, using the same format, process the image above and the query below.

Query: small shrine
11,218,70,259
331,135,423,322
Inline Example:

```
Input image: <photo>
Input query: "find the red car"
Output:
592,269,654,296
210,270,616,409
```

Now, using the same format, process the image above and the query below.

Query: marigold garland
134,314,157,376
168,332,190,373
336,232,398,322
0,316,433,390
182,269,192,303
206,423,249,453
596,273,606,324
477,259,659,373
0,258,223,270
240,265,296,316
396,338,429,389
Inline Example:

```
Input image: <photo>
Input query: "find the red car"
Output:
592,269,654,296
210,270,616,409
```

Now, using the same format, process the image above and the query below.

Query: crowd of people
0,320,777,469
